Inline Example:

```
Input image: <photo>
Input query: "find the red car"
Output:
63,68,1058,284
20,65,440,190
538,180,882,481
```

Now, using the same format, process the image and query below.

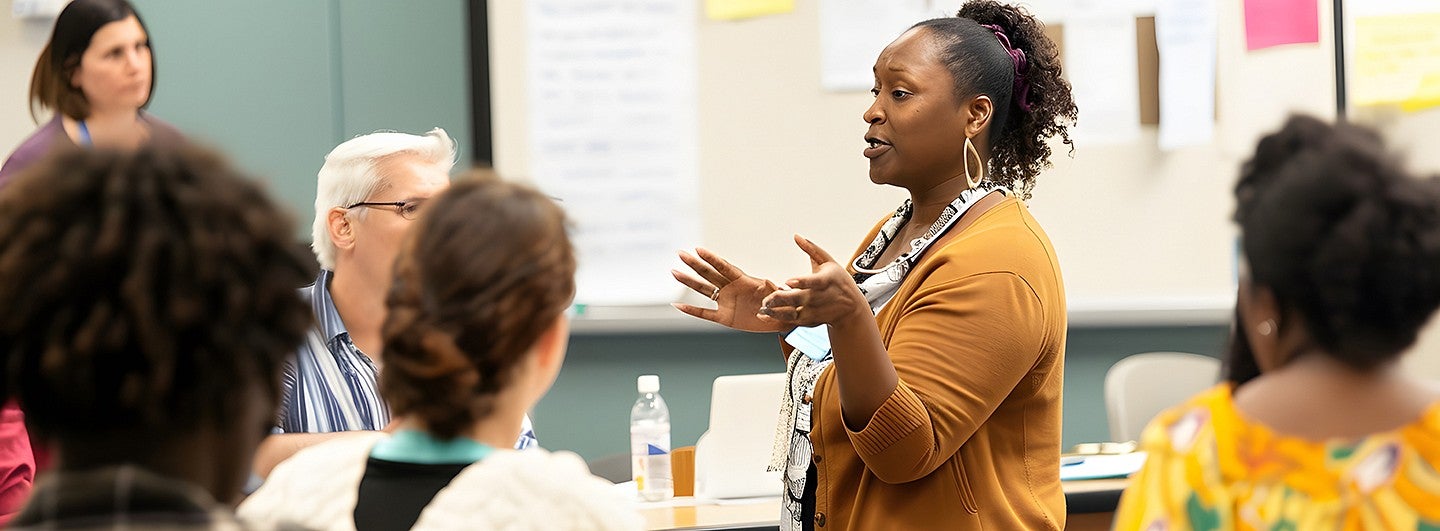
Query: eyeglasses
344,199,426,220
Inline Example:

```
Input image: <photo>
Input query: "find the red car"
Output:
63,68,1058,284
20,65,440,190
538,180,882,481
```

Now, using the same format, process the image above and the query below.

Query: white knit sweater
238,433,642,531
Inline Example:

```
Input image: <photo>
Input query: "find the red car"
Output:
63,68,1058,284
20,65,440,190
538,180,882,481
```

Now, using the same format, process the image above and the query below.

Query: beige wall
0,12,51,155
490,0,1336,313
1377,112,1440,379
1407,316,1440,381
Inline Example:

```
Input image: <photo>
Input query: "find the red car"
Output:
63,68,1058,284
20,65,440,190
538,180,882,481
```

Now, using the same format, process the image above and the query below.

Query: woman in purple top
0,0,182,185
0,0,182,520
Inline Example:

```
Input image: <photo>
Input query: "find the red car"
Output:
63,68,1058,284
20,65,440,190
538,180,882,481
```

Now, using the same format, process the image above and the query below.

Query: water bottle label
631,402,673,500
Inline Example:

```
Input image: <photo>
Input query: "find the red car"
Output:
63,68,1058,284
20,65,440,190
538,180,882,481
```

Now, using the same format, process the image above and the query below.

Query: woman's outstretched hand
759,235,871,328
672,248,787,333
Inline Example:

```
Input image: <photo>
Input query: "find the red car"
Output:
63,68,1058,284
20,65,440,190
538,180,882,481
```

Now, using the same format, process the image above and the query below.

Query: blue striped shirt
277,270,538,449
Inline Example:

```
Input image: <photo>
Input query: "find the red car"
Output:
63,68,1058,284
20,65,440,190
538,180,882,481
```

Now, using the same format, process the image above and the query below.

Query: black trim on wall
468,0,494,166
1334,0,1347,119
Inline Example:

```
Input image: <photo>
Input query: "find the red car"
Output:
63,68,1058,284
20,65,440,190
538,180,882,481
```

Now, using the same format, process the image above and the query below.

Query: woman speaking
674,1,1077,528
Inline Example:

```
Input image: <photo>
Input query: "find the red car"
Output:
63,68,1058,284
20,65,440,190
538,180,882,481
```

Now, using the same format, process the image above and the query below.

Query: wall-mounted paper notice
1014,0,1072,23
527,0,700,305
1352,13,1440,113
1243,0,1319,51
706,0,793,21
1157,0,1217,149
820,0,960,92
1349,0,1440,18
1064,11,1142,145
1019,0,1158,25
12,0,65,19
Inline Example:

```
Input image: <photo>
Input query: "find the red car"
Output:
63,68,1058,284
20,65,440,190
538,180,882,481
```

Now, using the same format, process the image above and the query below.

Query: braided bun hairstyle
912,0,1077,199
0,146,313,438
381,171,575,440
1236,115,1440,369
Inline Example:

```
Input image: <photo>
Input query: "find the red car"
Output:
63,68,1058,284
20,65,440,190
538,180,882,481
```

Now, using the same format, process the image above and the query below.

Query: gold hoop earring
963,137,984,189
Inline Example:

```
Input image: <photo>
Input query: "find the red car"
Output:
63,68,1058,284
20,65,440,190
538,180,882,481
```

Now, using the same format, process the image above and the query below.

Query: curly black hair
911,0,1077,199
0,147,313,439
1234,115,1440,370
381,171,576,440
1221,306,1262,386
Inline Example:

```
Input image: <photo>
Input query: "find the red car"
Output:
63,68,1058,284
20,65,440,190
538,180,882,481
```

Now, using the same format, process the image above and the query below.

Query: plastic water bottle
630,374,673,501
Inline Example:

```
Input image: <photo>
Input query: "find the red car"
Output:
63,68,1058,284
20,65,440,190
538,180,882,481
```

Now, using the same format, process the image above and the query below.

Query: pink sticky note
1244,0,1320,51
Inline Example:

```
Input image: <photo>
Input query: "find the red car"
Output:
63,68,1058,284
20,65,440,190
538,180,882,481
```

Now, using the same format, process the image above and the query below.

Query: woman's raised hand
759,235,871,328
672,248,786,333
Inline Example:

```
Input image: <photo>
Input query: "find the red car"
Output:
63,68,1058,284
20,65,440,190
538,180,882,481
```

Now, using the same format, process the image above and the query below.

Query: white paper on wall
1156,0,1217,150
12,0,66,19
527,0,700,305
1018,0,1156,22
1063,9,1142,145
1347,0,1438,17
819,0,961,92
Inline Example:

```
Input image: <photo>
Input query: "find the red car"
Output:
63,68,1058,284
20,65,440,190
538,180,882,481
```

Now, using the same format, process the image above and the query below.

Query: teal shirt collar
370,429,494,465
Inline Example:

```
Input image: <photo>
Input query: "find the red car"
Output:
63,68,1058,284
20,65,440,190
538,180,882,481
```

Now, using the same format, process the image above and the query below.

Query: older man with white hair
253,129,536,477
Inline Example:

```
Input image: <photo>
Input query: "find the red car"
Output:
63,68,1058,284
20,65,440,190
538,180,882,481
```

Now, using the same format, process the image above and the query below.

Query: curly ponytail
380,171,575,440
913,0,1077,199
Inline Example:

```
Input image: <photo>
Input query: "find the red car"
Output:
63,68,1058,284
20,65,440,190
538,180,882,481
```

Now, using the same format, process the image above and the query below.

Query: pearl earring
1257,319,1276,336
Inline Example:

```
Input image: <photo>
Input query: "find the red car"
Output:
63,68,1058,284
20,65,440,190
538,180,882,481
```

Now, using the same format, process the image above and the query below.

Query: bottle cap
637,374,660,393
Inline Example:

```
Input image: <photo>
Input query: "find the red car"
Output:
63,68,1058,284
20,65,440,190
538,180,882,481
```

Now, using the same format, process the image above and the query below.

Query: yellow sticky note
705,0,794,21
1400,71,1440,113
1353,13,1440,113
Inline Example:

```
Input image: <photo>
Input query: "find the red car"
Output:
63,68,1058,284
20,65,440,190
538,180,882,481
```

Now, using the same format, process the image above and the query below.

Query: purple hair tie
980,24,1032,112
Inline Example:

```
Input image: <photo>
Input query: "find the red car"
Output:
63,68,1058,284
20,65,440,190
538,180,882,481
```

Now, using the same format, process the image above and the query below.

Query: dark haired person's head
0,147,312,504
1232,115,1440,376
29,0,154,121
1222,306,1262,386
381,171,576,442
864,0,1076,199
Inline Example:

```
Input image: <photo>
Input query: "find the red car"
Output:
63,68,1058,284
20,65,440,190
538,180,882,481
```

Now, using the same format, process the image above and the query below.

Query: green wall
131,0,472,235
536,325,1229,462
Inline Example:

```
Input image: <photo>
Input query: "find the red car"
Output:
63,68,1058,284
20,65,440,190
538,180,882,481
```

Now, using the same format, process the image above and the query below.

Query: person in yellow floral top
1114,115,1440,530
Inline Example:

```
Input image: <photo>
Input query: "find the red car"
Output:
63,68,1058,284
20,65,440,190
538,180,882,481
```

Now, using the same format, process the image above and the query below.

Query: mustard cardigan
809,197,1067,530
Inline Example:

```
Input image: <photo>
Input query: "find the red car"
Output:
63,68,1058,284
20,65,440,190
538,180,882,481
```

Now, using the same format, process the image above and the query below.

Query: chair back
1104,351,1221,442
694,372,785,499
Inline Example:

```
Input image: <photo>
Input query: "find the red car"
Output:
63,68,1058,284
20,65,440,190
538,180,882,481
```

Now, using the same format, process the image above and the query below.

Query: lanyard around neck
76,120,92,146
852,186,1003,276
76,114,145,147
